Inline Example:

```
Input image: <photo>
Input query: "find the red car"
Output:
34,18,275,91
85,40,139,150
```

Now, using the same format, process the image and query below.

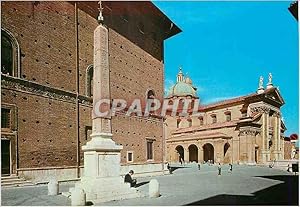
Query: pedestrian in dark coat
124,170,137,187
229,163,233,173
218,163,221,176
167,162,172,174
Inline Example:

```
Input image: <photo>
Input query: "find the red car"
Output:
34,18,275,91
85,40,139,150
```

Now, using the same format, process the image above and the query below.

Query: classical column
273,112,281,160
198,144,203,163
76,3,141,202
184,147,189,163
252,106,270,164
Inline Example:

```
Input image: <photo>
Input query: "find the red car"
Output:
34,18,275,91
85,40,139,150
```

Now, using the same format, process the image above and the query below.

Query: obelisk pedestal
76,10,142,203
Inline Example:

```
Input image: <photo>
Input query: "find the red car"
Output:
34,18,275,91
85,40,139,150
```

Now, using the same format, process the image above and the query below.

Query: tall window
199,116,204,125
1,31,13,76
86,65,94,97
211,114,217,124
147,140,153,160
225,112,231,122
188,118,192,127
127,151,133,162
146,89,156,114
1,108,11,129
177,119,181,128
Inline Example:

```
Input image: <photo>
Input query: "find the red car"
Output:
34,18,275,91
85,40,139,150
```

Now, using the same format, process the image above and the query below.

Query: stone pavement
1,164,298,206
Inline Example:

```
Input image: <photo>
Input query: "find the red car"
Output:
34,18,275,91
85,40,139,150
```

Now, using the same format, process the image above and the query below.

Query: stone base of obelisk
74,133,143,203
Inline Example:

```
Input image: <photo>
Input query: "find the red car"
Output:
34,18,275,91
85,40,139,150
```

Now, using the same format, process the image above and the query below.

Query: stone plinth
149,179,160,198
48,179,58,195
78,133,142,203
71,187,86,206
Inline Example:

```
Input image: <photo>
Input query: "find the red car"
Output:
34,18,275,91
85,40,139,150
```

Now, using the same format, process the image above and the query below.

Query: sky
154,1,299,136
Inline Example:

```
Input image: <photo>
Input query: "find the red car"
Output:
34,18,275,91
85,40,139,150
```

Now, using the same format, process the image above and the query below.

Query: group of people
217,163,233,175
125,162,234,187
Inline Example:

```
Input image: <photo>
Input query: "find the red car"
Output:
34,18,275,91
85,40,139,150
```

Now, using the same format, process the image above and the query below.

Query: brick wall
1,1,166,170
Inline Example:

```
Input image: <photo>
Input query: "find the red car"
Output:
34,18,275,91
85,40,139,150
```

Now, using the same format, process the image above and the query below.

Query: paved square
1,164,298,206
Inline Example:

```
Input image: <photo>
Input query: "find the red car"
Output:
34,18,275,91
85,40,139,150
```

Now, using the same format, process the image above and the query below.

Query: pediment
264,88,285,105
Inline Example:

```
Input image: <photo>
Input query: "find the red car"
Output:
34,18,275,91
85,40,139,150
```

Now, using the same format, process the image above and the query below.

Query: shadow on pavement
185,175,299,205
136,181,149,188
170,166,189,173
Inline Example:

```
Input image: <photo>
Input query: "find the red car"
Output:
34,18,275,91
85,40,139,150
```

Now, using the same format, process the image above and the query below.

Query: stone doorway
223,142,231,163
188,144,198,162
255,147,258,163
1,139,10,175
203,143,214,163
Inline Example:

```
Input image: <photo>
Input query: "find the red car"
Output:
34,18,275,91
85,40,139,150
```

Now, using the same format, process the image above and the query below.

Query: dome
167,81,197,98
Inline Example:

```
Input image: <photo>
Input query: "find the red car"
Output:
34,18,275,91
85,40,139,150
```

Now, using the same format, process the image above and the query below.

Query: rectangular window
1,108,11,129
127,152,133,162
199,117,204,125
226,113,231,121
147,141,153,160
211,114,217,124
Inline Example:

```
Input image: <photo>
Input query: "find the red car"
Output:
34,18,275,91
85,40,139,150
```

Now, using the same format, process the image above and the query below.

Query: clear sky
154,1,299,136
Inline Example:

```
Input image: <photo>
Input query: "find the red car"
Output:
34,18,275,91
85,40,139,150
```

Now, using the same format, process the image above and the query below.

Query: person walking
218,163,221,176
167,162,172,174
198,163,201,171
228,163,233,173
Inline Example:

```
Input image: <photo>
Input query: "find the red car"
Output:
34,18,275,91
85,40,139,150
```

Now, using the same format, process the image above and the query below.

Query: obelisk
78,1,142,202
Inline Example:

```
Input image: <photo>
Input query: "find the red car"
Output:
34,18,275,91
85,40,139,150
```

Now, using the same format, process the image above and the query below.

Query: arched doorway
175,145,184,162
189,144,198,162
223,142,231,163
203,143,214,163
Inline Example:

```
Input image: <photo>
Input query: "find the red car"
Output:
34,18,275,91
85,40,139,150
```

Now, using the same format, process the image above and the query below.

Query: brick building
165,68,286,165
1,1,181,182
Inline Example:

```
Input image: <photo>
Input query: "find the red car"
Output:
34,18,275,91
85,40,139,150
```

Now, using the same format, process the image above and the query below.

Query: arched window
146,89,156,114
147,89,155,99
86,65,93,97
1,29,20,77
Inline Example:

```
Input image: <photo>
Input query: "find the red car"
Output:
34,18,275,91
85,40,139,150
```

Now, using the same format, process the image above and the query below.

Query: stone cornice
1,74,92,105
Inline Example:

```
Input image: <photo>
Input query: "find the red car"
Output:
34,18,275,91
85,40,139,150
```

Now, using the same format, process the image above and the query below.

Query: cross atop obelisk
97,0,104,24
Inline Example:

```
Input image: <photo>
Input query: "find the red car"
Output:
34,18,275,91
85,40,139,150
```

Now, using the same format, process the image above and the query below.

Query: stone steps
1,175,35,188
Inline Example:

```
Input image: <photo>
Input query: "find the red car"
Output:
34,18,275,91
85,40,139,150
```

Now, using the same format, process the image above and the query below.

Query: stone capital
239,128,260,136
273,111,281,118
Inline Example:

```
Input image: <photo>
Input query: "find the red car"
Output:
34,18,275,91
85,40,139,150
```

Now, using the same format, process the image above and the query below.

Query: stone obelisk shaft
92,24,111,135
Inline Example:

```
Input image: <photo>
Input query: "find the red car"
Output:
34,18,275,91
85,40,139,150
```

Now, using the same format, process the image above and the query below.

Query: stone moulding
250,106,271,114
239,128,261,136
1,74,92,105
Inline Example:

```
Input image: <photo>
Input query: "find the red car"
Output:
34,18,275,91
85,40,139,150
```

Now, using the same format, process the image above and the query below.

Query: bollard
48,179,59,195
149,179,160,198
71,187,86,206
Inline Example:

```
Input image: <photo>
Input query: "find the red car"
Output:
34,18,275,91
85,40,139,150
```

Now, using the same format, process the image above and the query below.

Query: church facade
1,1,180,182
165,68,286,165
